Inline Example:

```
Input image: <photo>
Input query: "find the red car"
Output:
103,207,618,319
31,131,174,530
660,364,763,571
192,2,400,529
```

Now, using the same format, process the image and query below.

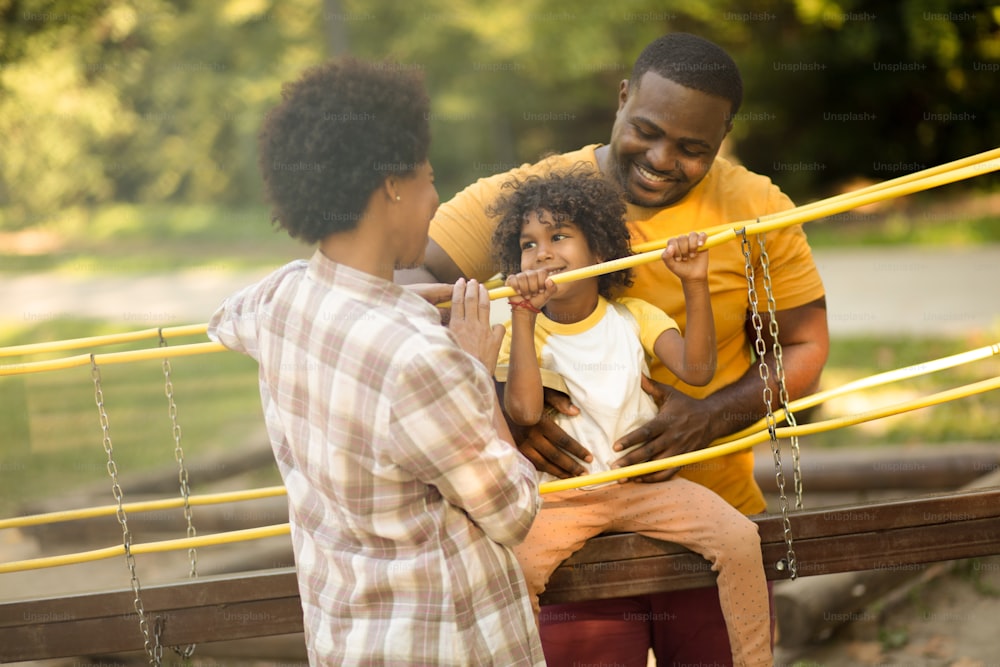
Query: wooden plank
540,487,1000,603
0,567,298,628
753,444,1000,492
773,467,1000,647
760,486,1000,542
0,569,301,662
3,487,1000,661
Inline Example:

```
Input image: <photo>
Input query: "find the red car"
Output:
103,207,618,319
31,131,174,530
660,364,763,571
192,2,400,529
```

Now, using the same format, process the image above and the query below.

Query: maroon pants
538,585,776,667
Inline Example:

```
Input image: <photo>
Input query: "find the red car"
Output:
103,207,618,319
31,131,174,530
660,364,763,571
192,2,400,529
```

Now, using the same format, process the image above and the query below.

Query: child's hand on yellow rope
661,231,709,281
505,268,558,316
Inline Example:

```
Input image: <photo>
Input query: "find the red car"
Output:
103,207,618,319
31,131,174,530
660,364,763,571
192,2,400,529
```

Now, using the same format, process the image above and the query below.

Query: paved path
2,265,276,329
2,247,998,337
812,246,998,337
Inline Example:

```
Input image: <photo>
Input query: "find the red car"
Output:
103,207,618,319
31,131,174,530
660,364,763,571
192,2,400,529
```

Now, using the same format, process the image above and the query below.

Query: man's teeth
636,164,669,182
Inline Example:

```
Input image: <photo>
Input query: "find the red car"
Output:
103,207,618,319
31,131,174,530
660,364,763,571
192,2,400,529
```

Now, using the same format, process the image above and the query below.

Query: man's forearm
701,340,826,441
703,296,829,440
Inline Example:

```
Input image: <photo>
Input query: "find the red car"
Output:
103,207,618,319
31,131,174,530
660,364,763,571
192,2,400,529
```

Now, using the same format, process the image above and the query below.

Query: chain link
91,357,160,665
159,332,198,659
739,230,799,579
757,239,805,510
153,617,165,665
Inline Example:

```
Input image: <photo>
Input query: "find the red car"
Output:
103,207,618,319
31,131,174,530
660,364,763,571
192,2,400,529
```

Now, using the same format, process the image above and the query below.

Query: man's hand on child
518,415,593,479
612,384,718,483
661,232,709,281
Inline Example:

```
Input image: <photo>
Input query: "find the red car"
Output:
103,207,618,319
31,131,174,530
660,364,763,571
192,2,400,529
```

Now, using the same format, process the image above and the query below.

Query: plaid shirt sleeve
389,343,540,547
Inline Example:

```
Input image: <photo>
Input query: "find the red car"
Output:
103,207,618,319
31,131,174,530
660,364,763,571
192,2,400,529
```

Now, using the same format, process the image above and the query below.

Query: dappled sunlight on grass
807,335,1000,447
806,191,1000,248
0,319,266,514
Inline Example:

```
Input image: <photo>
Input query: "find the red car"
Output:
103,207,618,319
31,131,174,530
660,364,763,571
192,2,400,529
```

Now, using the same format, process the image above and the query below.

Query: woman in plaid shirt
209,58,544,666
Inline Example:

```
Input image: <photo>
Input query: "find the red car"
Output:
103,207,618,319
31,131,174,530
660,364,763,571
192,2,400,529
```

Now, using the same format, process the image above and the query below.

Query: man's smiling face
605,71,732,208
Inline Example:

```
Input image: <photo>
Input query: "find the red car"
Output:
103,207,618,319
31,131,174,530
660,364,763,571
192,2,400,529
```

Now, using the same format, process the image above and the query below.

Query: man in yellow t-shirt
398,33,828,667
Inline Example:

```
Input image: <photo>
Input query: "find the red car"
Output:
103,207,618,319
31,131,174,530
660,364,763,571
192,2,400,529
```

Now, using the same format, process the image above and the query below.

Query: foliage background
0,0,998,556
1,0,998,232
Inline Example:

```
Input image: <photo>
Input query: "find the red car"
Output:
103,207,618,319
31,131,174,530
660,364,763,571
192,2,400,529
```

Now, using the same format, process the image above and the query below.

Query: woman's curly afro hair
490,166,634,300
258,58,430,244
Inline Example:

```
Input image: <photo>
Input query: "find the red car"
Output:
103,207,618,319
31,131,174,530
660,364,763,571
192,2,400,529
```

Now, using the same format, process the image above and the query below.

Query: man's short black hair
258,58,431,243
631,33,743,119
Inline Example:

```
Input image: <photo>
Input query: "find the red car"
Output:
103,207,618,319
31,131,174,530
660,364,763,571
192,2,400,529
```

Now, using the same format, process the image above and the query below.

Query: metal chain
159,332,198,659
91,356,161,665
757,238,805,510
739,230,798,579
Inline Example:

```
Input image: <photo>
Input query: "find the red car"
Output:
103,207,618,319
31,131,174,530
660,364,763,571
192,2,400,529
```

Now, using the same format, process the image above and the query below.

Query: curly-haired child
492,168,772,667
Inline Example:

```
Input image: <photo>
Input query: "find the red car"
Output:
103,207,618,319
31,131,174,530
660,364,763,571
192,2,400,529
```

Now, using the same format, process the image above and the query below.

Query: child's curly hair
490,167,634,299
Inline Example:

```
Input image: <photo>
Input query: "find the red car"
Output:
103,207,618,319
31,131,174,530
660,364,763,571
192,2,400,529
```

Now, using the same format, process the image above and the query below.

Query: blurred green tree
341,0,999,203
733,0,1000,200
0,0,996,229
0,0,326,228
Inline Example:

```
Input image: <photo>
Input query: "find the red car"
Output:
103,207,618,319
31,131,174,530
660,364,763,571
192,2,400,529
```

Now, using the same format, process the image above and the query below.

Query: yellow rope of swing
1,371,997,574
0,341,225,376
0,324,209,358
0,486,287,530
477,156,1000,304
1,343,997,534
537,373,1000,494
0,524,290,574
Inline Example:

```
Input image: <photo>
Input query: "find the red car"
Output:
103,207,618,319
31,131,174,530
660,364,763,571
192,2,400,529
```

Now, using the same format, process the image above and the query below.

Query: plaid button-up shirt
209,250,543,666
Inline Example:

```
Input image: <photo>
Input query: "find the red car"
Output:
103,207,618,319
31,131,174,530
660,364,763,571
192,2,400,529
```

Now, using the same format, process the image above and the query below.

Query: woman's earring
395,195,401,201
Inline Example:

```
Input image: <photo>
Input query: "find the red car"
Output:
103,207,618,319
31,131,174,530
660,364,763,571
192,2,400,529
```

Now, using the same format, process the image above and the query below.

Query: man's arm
613,296,829,482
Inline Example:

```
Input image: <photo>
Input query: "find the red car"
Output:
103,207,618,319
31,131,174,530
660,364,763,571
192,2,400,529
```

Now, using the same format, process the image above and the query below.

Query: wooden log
0,568,302,662
539,487,1000,604
3,487,1000,661
771,467,1000,647
754,442,999,492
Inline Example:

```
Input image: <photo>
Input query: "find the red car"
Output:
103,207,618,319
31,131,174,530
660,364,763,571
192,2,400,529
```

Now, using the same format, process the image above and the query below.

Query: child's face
518,210,600,274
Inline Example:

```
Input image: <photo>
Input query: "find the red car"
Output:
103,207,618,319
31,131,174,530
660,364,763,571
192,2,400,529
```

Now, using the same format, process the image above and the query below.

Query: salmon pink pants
513,479,773,667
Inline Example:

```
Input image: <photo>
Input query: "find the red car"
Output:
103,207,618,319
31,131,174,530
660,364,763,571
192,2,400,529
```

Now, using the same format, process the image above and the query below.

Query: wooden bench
3,486,1000,662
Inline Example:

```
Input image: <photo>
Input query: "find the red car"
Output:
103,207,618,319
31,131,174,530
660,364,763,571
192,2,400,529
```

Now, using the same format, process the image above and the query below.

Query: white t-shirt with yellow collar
497,295,678,484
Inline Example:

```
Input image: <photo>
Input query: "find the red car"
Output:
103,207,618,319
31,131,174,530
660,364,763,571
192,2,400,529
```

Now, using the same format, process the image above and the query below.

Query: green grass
806,211,1000,248
0,319,269,515
806,335,1000,447
2,320,997,517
